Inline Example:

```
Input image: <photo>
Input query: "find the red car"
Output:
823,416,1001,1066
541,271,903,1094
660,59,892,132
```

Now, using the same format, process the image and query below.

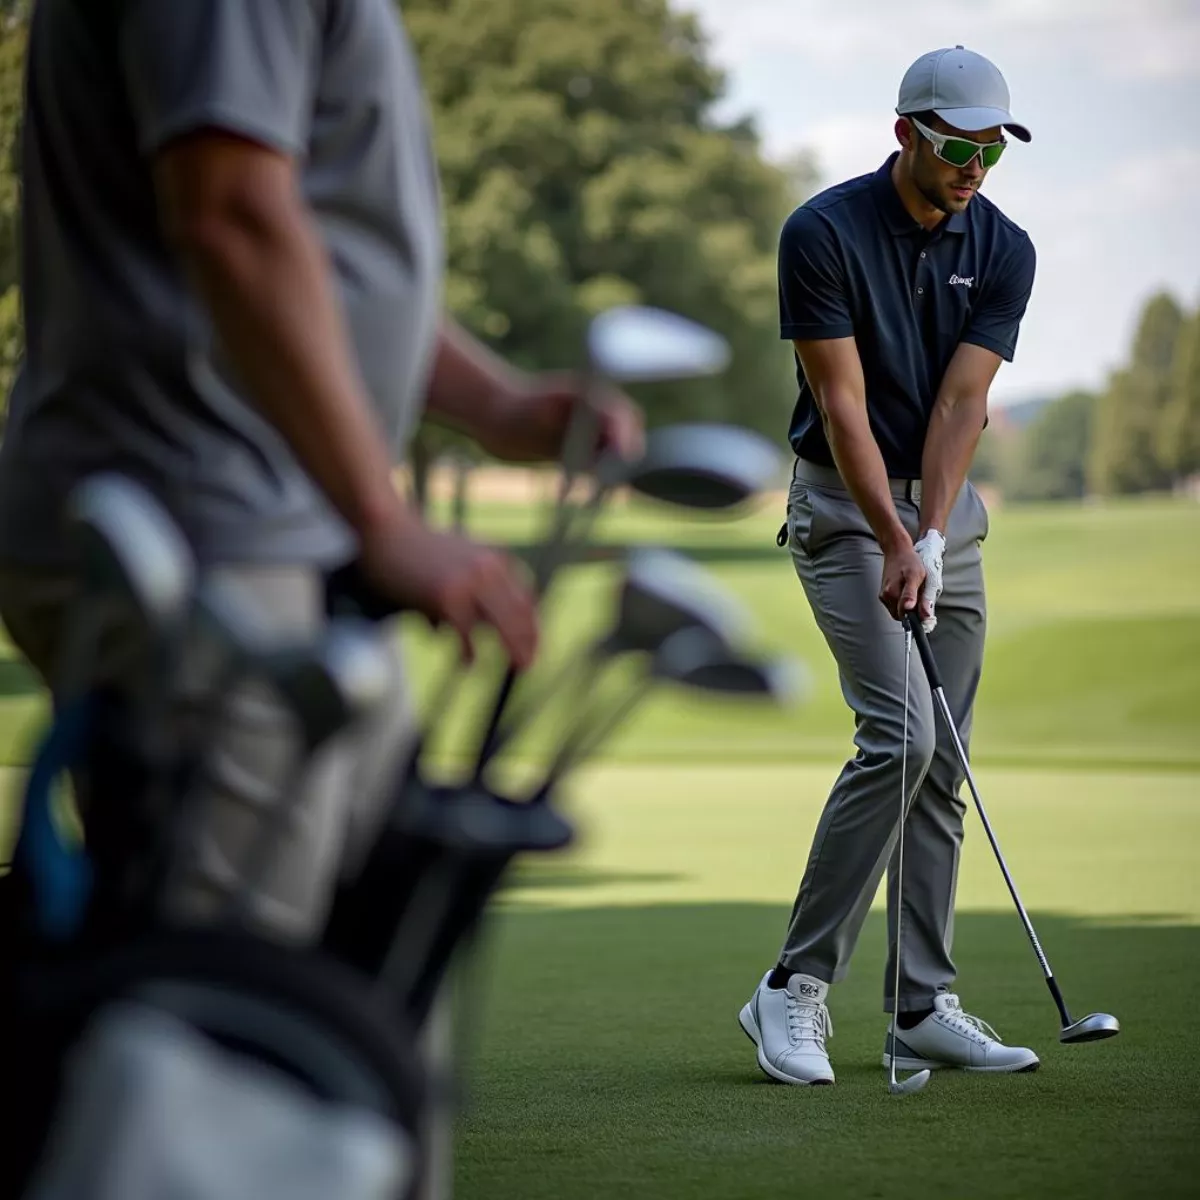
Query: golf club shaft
528,674,652,804
889,630,912,1087
905,613,1074,1029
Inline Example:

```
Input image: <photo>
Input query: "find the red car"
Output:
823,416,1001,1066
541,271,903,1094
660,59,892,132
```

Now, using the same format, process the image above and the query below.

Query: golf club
531,305,732,598
480,547,756,766
888,627,930,1096
526,626,804,805
472,421,786,773
903,611,1120,1045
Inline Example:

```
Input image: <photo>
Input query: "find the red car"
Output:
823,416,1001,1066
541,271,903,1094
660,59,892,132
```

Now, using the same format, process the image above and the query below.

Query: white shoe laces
938,1004,1003,1047
786,996,833,1048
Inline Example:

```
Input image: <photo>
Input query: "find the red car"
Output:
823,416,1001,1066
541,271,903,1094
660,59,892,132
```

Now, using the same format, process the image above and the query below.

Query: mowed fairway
0,491,1197,1198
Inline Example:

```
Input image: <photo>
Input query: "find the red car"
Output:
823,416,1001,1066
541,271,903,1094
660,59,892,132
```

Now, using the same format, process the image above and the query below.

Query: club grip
903,610,943,690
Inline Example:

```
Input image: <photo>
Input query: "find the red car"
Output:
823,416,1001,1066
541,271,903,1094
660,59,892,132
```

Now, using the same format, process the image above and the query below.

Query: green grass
452,764,1200,1199
0,494,1197,1197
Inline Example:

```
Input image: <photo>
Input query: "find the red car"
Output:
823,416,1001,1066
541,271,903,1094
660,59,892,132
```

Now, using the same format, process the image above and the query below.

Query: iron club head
1060,1012,1120,1044
889,1069,931,1096
586,305,731,383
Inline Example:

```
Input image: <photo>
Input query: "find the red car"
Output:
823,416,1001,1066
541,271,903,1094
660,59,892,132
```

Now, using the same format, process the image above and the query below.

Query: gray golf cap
897,45,1031,142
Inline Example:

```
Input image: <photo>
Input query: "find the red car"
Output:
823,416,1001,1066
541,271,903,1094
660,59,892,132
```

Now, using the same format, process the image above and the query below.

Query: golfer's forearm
819,391,911,553
423,317,527,442
175,201,408,538
919,391,987,536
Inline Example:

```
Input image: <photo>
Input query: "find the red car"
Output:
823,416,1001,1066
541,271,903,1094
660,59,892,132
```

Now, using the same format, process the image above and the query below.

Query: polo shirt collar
871,151,968,235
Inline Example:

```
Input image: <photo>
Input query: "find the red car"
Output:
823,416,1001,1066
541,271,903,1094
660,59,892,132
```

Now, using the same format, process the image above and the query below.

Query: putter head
266,618,395,751
66,474,196,631
606,548,751,654
608,422,786,511
587,305,731,383
1060,1012,1120,1044
889,1069,931,1095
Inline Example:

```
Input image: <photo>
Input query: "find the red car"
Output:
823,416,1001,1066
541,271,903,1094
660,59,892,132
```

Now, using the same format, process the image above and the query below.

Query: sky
677,0,1200,405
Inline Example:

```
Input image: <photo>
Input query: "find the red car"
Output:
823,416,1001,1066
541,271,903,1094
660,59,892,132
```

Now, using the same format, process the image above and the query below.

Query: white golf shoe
882,993,1040,1073
739,971,835,1085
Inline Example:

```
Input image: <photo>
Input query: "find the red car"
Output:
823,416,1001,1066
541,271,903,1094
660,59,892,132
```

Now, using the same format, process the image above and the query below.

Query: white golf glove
913,529,946,633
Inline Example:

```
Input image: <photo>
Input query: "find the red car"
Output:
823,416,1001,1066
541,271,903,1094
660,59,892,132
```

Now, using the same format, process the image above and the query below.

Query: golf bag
0,571,428,1200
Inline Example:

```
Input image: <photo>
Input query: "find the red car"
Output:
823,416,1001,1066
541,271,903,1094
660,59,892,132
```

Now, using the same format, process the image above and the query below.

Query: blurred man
739,46,1038,1083
0,0,641,941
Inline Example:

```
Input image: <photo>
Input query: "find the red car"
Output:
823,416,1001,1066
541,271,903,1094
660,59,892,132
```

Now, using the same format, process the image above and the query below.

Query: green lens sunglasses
909,116,1006,169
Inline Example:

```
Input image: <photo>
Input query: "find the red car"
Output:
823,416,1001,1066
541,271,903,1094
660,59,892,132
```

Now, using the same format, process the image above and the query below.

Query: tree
1157,307,1200,484
1086,290,1185,495
1004,389,1096,502
401,0,810,444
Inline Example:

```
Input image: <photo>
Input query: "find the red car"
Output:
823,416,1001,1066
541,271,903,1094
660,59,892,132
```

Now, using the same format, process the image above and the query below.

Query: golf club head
265,618,395,751
1060,1012,1120,1044
664,632,809,704
66,473,196,632
586,305,731,384
889,1069,931,1095
606,422,786,512
606,548,752,655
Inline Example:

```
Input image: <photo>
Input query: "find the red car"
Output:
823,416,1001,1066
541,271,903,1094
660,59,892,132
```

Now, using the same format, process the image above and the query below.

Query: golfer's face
913,117,1000,216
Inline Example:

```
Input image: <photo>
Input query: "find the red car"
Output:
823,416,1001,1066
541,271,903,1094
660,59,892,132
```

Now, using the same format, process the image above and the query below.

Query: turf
0,494,1197,1197
451,764,1200,1199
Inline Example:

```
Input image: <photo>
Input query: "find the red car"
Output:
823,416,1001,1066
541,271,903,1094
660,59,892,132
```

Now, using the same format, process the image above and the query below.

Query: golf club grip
904,610,942,690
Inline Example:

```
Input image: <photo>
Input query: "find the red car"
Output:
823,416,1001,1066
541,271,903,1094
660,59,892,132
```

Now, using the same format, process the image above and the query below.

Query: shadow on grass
451,899,1200,1200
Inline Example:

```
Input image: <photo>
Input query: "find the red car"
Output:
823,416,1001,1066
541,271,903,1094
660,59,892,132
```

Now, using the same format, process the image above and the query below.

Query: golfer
0,0,641,943
739,46,1039,1083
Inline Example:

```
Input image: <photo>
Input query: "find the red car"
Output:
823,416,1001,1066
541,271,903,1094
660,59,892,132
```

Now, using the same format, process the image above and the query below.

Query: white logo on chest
948,273,975,287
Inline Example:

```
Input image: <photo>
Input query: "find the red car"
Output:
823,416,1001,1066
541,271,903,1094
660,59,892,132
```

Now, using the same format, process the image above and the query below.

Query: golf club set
0,305,803,1199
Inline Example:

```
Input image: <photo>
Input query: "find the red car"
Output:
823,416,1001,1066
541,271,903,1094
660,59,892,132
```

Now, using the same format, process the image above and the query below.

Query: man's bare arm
153,130,409,542
919,343,1001,536
793,338,911,554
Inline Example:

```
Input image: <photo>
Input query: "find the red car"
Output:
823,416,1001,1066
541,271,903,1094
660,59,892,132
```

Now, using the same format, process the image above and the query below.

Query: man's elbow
153,132,303,267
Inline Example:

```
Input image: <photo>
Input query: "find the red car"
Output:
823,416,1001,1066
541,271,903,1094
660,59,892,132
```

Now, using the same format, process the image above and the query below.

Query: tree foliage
1086,291,1187,496
402,0,815,444
1004,390,1096,502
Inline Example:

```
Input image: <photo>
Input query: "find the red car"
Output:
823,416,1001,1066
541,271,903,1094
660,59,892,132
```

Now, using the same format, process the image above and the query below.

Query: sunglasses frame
909,116,1007,170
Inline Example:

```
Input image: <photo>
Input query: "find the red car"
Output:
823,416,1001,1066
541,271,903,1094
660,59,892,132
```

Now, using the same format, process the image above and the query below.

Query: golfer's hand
879,539,927,622
358,519,539,670
913,530,946,633
481,373,645,465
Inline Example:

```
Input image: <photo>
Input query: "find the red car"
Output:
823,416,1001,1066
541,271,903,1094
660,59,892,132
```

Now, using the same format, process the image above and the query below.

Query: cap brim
933,105,1031,143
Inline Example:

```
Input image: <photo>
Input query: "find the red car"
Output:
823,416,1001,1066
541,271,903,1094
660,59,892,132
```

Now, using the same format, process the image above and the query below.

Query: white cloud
681,0,1200,82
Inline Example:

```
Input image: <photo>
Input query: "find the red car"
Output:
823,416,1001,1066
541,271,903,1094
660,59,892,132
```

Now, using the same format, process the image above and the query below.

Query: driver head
605,548,750,655
602,423,786,511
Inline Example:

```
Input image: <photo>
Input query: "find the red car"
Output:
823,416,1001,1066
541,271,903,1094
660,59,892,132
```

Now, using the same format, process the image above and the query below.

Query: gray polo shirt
0,0,444,570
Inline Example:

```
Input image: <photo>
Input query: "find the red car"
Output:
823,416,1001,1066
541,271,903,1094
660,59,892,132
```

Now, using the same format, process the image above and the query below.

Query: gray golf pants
0,563,415,944
779,458,990,1013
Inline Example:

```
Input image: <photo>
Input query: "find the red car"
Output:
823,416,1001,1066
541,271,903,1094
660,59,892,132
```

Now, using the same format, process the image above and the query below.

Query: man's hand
913,529,946,632
358,517,539,671
479,372,645,466
879,536,927,622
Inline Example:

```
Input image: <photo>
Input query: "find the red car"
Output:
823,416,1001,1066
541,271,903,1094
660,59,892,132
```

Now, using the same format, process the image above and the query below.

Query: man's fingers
473,557,539,671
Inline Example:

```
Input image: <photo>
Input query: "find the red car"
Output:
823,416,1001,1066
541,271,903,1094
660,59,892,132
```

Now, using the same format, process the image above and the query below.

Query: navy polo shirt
780,151,1036,478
